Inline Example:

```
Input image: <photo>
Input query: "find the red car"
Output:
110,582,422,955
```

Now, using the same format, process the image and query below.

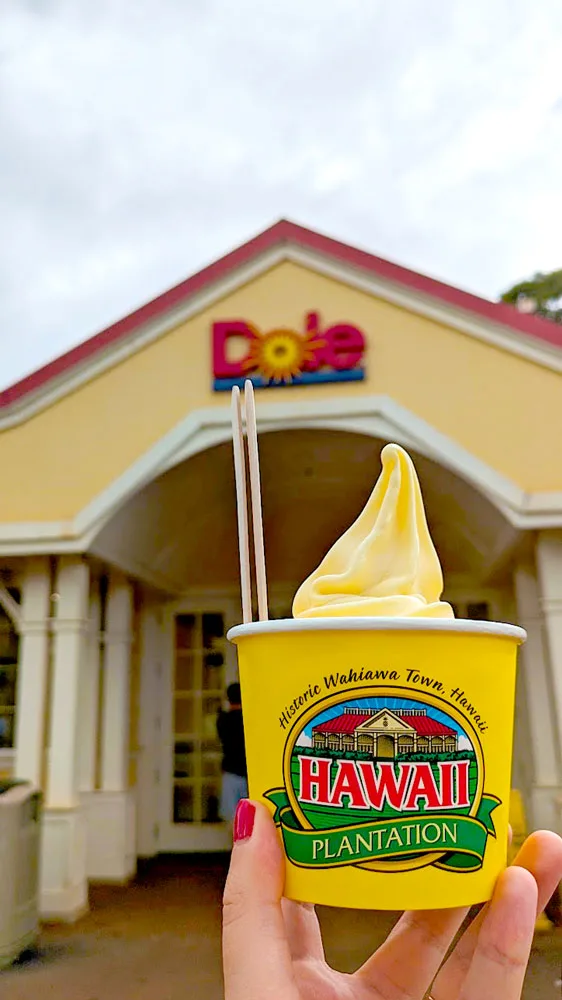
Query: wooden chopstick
244,380,269,622
231,385,252,624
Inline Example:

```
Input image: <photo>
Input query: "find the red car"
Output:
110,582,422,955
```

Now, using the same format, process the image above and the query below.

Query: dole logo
212,311,366,391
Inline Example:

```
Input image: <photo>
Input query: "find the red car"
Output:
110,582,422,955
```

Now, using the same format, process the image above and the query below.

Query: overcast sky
2,0,562,390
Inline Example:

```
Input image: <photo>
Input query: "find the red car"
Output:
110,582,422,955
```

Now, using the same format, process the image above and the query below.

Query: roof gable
355,709,414,733
3,218,562,417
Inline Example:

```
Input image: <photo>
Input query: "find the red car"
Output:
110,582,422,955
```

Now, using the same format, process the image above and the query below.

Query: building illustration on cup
265,688,500,876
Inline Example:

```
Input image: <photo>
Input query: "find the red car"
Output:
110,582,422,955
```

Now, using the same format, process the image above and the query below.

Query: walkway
3,856,561,999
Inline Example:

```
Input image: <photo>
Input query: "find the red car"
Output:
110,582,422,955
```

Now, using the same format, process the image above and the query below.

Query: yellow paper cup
228,618,526,911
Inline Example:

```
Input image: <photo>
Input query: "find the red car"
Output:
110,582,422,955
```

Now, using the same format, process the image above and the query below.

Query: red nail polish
234,799,255,843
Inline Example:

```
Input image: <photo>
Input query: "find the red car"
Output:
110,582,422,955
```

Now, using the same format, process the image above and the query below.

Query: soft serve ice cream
293,443,453,619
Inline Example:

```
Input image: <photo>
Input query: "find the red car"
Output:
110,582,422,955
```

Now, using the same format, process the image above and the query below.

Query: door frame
156,584,297,851
158,591,239,852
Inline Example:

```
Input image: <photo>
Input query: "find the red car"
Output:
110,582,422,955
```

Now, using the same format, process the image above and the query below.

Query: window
172,612,226,825
0,592,20,749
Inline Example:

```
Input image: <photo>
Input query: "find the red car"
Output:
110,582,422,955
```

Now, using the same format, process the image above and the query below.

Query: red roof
405,716,457,737
313,711,456,737
2,219,562,412
314,713,373,734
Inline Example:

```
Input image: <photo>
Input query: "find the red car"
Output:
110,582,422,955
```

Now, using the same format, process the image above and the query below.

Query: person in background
217,682,248,833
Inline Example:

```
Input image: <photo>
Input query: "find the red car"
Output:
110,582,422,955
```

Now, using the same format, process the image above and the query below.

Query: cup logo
265,686,500,873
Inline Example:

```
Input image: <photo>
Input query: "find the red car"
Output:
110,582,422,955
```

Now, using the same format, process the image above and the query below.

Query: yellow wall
1,259,561,523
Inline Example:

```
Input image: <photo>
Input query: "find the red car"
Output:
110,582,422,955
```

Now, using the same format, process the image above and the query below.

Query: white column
46,558,90,808
84,573,136,883
41,556,90,921
514,564,560,773
14,557,52,787
100,575,134,791
136,602,163,858
534,533,562,832
537,532,562,731
78,580,102,792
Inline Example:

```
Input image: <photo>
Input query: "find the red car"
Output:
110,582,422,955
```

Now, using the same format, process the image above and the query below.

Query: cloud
1,0,562,388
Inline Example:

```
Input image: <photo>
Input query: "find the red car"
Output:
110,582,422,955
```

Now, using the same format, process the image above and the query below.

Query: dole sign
212,311,366,391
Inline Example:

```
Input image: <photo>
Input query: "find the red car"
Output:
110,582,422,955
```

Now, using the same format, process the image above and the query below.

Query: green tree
501,268,562,324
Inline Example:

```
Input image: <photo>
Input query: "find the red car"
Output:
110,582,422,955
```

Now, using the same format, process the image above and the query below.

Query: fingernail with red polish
234,799,255,843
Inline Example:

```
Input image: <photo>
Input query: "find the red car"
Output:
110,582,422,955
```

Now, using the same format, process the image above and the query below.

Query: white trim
522,492,562,512
0,522,73,542
0,522,79,558
0,247,288,431
227,618,527,642
0,536,82,556
285,246,562,375
74,395,526,536
0,241,561,434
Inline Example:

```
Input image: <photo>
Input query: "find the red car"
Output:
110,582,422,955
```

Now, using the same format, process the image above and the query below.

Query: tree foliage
501,268,562,324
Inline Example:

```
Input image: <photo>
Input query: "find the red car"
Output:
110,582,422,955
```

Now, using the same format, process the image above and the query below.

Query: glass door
161,608,232,851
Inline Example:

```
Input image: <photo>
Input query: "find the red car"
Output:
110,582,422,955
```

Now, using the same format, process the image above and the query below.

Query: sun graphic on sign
242,327,324,382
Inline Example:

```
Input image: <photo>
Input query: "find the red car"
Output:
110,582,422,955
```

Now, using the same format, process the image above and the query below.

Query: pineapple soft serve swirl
293,443,454,619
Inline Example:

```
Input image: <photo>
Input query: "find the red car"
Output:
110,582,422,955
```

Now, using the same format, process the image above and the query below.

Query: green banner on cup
264,790,500,872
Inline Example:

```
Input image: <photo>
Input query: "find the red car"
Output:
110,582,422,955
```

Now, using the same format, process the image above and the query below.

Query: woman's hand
223,800,562,1000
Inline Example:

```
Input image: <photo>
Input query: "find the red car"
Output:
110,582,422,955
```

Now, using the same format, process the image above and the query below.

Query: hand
223,801,562,1000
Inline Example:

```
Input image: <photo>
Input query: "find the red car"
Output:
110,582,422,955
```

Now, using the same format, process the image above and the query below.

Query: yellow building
0,220,561,920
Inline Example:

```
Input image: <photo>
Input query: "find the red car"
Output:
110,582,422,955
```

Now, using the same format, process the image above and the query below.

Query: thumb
222,800,299,1000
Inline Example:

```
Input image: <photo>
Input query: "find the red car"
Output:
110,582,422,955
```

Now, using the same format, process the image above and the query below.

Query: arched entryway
90,427,518,596
88,424,526,856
